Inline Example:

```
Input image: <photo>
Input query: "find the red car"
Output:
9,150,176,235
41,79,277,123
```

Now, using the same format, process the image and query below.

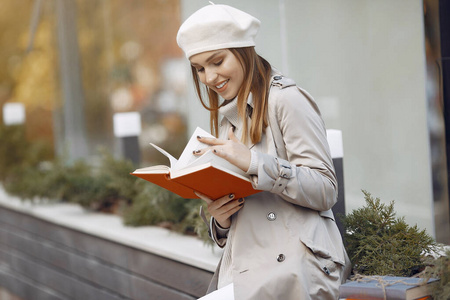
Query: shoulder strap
267,75,322,158
269,75,336,219
267,75,291,160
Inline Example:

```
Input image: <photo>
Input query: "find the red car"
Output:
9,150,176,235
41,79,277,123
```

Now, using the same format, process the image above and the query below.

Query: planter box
0,188,222,300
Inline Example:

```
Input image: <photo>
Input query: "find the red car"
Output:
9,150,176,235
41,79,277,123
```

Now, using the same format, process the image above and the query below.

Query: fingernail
195,150,201,153
197,136,202,139
238,198,244,203
213,149,217,153
229,194,234,199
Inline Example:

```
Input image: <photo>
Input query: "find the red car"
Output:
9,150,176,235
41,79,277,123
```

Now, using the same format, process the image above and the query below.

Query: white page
150,127,246,178
184,150,246,177
149,143,178,169
174,127,215,171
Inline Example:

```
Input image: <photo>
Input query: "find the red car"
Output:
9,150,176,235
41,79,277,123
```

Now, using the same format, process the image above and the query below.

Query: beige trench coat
206,74,351,299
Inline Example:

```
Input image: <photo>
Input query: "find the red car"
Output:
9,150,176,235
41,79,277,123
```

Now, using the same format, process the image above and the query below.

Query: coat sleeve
210,217,228,248
250,85,338,212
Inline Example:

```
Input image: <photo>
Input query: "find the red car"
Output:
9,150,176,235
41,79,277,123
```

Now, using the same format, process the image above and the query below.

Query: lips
215,79,229,91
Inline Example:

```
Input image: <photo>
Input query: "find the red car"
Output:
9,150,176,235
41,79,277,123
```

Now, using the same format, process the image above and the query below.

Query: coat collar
219,94,254,130
219,94,255,148
219,67,283,128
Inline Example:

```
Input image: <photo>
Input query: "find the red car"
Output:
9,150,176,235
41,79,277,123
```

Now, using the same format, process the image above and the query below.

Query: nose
205,68,218,86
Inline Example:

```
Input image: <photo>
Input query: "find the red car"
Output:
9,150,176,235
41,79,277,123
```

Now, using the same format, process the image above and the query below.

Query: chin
223,93,238,101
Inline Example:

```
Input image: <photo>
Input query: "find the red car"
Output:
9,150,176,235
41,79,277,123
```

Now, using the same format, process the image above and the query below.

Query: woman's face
190,49,244,101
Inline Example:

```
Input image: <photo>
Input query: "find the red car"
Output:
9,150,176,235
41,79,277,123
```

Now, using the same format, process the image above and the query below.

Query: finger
209,193,235,209
197,136,225,146
212,146,227,159
228,127,240,142
216,204,241,221
223,201,244,216
214,198,244,220
192,147,209,156
194,191,213,205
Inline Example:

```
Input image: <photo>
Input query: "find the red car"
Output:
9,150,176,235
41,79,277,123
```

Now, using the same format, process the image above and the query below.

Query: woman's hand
194,127,251,172
195,191,244,229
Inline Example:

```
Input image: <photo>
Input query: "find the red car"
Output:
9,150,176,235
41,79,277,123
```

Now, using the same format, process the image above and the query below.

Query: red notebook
131,127,260,200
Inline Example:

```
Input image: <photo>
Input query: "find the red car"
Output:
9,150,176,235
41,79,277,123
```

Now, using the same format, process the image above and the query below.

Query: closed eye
214,60,223,66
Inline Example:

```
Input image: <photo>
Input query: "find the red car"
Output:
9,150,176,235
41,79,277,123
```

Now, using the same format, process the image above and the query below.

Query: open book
131,127,260,199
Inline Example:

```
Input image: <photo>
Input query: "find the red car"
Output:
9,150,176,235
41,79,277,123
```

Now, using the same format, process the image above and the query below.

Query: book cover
339,276,439,300
131,127,261,199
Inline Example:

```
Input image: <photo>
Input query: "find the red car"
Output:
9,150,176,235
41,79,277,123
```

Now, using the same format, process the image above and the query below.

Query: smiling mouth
216,80,229,90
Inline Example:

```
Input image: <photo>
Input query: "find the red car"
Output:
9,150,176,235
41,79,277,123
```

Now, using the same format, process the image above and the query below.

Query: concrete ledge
0,187,222,299
0,188,222,272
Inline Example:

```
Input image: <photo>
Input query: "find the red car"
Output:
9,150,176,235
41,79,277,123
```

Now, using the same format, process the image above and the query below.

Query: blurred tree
13,17,58,149
1,0,185,164
75,0,183,153
14,13,57,113
0,0,56,152
0,0,33,104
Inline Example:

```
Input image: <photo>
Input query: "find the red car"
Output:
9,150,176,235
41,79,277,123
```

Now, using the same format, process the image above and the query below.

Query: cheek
197,74,207,85
233,69,245,87
226,63,245,85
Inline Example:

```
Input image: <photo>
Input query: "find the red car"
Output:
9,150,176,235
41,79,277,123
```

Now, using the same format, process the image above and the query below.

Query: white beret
177,4,260,59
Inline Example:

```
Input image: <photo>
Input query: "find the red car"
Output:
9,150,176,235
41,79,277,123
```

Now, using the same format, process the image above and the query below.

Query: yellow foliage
12,19,57,111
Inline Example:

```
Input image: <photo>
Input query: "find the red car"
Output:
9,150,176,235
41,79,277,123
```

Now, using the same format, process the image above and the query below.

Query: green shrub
1,124,54,199
43,159,92,202
0,126,210,242
123,182,185,226
178,199,212,244
122,182,211,243
3,160,62,201
98,150,139,203
0,125,30,181
4,148,138,212
342,190,436,277
72,151,138,212
42,151,138,212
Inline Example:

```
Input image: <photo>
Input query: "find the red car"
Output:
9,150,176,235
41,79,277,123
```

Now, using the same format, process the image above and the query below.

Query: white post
327,129,345,236
113,112,142,165
3,103,26,126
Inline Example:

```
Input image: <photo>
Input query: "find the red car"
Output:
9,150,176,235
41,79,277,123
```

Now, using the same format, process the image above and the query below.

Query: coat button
267,212,276,221
277,254,285,262
273,75,282,80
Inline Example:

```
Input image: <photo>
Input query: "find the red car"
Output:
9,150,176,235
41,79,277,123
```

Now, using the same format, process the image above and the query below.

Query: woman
177,3,351,299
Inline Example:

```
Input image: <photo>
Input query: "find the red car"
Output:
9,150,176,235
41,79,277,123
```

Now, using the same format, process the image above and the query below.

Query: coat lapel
218,95,256,149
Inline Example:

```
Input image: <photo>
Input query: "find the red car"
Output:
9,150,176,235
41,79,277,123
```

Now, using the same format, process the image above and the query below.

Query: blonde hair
190,47,272,144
